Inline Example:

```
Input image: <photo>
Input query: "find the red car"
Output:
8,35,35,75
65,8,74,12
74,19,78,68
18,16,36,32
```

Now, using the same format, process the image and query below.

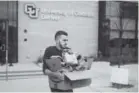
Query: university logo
24,4,39,19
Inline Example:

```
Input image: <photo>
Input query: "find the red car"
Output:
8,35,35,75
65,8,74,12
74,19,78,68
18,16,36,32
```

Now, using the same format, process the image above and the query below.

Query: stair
0,63,45,80
0,70,44,80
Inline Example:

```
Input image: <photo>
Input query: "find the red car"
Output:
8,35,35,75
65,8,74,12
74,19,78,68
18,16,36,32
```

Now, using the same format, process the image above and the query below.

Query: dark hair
55,30,68,40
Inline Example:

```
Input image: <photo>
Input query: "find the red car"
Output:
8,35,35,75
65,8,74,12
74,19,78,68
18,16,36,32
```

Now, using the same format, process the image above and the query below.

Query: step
0,70,42,74
0,63,42,72
0,71,45,81
0,74,46,81
0,70,44,80
0,72,43,77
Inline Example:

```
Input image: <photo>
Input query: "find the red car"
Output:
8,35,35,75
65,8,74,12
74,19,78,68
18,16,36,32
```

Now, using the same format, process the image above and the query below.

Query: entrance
0,1,18,66
0,20,8,65
0,19,18,65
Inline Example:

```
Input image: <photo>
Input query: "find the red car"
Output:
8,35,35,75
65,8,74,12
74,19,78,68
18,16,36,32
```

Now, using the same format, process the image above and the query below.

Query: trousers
50,88,73,92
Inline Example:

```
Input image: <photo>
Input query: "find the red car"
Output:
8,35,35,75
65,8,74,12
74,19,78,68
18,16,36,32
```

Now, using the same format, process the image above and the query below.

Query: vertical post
135,7,138,57
118,2,123,68
5,21,9,81
5,1,9,81
16,1,18,63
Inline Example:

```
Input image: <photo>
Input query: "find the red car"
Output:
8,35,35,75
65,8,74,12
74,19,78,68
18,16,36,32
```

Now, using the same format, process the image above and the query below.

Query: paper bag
64,53,78,64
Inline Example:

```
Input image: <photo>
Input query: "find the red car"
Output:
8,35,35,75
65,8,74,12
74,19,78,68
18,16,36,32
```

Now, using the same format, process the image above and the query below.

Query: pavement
0,61,138,92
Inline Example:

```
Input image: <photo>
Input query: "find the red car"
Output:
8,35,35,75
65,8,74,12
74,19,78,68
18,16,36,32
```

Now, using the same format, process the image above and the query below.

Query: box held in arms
45,55,93,90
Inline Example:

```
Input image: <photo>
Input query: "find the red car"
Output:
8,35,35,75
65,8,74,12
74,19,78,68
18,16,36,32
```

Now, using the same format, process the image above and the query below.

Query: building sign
24,4,39,19
24,3,95,21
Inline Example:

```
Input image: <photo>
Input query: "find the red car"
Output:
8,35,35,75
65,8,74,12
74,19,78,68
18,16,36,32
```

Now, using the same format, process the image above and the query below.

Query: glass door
0,19,8,65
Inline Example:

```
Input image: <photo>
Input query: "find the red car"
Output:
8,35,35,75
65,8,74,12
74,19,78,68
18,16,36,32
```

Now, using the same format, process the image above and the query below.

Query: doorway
0,1,18,65
0,20,8,65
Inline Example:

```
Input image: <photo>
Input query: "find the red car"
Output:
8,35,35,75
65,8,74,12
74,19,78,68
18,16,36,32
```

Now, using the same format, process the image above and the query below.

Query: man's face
56,35,68,49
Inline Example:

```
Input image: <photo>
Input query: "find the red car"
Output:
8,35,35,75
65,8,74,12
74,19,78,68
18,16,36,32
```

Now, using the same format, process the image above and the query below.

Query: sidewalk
88,62,138,92
0,62,138,92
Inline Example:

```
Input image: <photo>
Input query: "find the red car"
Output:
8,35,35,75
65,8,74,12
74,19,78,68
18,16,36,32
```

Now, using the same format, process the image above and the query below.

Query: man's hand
54,71,65,81
58,68,69,73
44,69,64,81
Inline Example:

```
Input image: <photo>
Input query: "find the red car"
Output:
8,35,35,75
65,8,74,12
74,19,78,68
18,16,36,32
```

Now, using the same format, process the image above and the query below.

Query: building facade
0,1,99,64
0,1,138,65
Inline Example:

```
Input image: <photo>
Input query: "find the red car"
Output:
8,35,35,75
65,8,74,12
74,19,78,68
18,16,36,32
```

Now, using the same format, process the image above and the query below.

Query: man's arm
44,69,64,80
42,47,64,80
43,62,64,80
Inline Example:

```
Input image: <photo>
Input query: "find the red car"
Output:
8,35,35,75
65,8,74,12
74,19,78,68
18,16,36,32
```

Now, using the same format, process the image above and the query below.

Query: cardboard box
49,70,92,90
64,70,92,81
65,70,92,89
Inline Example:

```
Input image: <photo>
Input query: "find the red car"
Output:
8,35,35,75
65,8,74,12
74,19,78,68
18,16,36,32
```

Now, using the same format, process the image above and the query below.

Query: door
0,19,8,65
98,1,110,57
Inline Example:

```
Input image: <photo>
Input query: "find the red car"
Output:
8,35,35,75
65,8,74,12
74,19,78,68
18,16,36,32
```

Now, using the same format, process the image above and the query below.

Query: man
43,30,73,92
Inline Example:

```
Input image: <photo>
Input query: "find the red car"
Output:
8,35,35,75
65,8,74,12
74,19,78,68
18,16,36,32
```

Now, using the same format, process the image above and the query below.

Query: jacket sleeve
42,47,50,74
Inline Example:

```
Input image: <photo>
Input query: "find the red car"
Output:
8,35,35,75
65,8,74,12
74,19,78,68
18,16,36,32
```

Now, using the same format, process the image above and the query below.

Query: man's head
55,30,68,49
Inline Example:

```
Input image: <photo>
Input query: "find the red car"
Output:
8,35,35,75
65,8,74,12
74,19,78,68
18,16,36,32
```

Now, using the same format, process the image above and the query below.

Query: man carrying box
43,30,75,92
43,30,91,92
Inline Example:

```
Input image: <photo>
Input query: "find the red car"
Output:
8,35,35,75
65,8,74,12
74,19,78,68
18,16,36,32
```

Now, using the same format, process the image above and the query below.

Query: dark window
121,2,138,19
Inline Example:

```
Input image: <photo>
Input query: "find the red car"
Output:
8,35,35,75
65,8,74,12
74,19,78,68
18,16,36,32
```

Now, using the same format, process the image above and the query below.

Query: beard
59,42,68,50
59,42,65,49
